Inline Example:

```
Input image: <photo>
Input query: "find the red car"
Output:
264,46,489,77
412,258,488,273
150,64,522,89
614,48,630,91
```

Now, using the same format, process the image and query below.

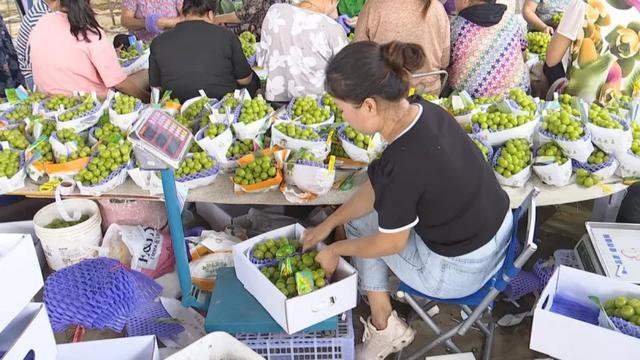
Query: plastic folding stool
395,189,539,360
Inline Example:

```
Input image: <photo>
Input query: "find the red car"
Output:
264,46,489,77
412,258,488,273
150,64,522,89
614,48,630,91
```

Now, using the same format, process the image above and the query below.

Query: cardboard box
56,336,159,360
0,221,46,271
0,303,57,360
530,266,640,360
233,223,358,334
0,233,44,332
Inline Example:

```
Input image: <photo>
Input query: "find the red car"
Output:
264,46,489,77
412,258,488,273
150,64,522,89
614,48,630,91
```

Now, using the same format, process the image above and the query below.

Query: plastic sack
101,224,175,279
615,150,640,177
473,118,539,147
188,230,241,291
0,151,26,194
532,160,573,186
127,166,164,194
108,93,144,131
586,117,632,155
270,120,330,160
195,123,234,168
572,156,619,180
56,98,104,133
538,126,594,163
77,160,131,196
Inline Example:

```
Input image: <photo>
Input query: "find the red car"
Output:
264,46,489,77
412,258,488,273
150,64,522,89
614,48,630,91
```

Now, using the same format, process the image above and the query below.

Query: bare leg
368,291,393,330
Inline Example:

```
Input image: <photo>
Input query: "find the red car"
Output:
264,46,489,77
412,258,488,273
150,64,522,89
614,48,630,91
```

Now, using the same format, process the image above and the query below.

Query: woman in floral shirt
0,14,24,92
213,0,289,35
544,0,640,102
121,0,183,41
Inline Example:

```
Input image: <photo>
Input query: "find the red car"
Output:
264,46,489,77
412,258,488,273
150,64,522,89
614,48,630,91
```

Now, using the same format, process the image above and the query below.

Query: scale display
131,109,192,169
585,222,640,284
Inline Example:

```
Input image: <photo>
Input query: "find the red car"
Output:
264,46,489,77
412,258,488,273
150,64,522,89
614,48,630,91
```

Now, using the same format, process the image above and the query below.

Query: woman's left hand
315,246,340,279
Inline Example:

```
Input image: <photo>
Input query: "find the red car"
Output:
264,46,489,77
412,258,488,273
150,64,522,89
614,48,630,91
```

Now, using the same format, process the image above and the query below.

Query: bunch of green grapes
472,139,490,161
252,237,301,260
226,139,254,159
421,93,439,102
275,122,321,140
347,33,354,42
57,128,85,146
576,168,599,187
558,94,581,116
0,128,29,149
176,152,217,178
0,150,21,178
322,94,343,122
29,119,56,137
474,95,502,105
631,122,640,156
604,296,640,325
119,44,149,61
183,96,210,122
58,145,91,163
541,110,584,140
494,138,531,178
442,97,477,116
233,155,277,185
24,92,46,105
238,97,273,124
330,131,348,158
218,93,240,114
75,141,132,185
509,89,537,113
33,140,54,163
588,103,621,129
45,214,90,229
174,113,192,130
205,123,227,139
261,255,327,298
292,96,331,125
552,13,563,27
472,106,533,130
239,31,256,58
343,125,371,149
526,32,551,56
94,123,127,141
537,142,568,164
2,104,31,122
111,95,139,115
45,94,80,111
588,148,609,165
58,96,96,122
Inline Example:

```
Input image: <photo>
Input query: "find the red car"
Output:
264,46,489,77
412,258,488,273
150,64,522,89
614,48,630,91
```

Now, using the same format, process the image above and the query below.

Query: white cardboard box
0,303,57,360
530,265,640,360
56,335,159,360
0,233,44,332
232,223,358,334
0,221,46,269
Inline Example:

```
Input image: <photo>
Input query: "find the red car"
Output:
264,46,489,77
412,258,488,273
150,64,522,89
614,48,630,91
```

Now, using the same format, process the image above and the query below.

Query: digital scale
571,222,640,284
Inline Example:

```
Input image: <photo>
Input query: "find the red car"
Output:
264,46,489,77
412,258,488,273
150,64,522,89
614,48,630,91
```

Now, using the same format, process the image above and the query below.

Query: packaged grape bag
55,92,104,132
538,124,594,163
615,150,640,177
270,120,330,160
572,156,618,181
586,114,632,155
77,159,131,196
108,91,144,131
231,95,274,140
0,150,26,194
195,121,234,169
175,153,221,190
338,125,384,163
209,89,250,124
492,147,532,187
232,148,287,193
532,152,572,187
283,152,336,197
287,96,335,129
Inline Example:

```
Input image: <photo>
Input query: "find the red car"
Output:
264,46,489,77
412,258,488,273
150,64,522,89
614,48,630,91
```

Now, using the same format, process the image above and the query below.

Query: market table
8,170,628,209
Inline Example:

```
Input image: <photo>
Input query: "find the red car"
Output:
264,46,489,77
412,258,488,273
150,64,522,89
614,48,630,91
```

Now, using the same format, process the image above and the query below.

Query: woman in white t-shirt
543,0,639,103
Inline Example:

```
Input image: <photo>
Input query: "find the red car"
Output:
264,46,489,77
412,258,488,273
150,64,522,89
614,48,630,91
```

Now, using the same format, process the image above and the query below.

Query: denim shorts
346,210,513,299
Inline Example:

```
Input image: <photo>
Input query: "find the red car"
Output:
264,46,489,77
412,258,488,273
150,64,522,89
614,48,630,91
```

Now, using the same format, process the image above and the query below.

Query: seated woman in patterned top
448,0,529,98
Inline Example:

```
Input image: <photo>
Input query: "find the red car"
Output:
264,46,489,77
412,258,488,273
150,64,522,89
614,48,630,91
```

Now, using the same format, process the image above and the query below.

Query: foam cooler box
530,266,640,360
232,224,358,334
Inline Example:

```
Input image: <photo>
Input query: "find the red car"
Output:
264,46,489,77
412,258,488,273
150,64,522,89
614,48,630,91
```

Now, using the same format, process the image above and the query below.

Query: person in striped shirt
16,0,59,90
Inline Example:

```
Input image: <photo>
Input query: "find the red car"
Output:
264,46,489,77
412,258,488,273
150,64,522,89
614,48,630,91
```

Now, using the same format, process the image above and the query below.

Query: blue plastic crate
235,311,355,360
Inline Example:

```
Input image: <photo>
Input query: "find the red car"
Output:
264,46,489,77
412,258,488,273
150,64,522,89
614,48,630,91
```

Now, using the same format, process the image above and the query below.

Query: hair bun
380,41,426,75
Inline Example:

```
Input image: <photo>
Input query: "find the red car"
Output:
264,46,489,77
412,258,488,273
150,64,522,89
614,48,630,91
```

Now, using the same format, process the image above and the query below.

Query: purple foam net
533,259,554,289
82,159,131,189
503,271,540,301
176,161,220,183
59,100,101,121
249,249,280,267
126,300,184,337
611,317,640,339
469,134,494,161
44,257,161,333
549,294,599,325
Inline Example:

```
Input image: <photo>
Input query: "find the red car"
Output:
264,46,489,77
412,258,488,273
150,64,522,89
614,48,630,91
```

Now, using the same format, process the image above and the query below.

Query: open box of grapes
232,223,357,334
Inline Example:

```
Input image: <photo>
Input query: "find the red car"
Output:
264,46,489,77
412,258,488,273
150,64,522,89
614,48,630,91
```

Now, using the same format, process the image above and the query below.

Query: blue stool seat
398,278,496,307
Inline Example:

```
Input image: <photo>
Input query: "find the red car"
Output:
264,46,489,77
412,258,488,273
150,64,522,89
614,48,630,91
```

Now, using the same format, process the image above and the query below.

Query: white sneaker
356,311,416,360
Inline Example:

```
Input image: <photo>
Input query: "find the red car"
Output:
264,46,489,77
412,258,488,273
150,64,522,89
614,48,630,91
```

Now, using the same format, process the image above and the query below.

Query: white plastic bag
285,161,335,195
195,123,233,168
475,118,539,147
0,152,25,194
586,120,632,155
108,92,143,131
127,166,163,194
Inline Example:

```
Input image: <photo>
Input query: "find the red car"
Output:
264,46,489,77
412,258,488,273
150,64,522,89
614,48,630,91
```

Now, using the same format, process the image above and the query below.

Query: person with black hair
301,41,512,359
149,0,256,103
29,0,149,100
211,0,288,35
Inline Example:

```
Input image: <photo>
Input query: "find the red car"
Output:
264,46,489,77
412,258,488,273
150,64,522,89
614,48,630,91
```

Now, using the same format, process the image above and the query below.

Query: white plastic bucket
33,199,102,271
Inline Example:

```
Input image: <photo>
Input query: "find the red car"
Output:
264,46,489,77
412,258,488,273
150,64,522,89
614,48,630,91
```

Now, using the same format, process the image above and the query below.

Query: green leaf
628,21,640,33
605,25,623,44
619,57,638,77
606,0,631,10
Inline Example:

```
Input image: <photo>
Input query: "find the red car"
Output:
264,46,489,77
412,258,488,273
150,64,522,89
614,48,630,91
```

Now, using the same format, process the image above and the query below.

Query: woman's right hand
544,26,554,35
302,221,335,251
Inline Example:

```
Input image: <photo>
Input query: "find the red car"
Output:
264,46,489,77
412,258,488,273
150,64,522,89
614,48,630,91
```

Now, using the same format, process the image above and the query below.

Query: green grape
292,96,330,125
472,139,490,161
0,150,21,178
2,104,31,122
44,214,90,229
175,151,217,179
218,93,240,115
258,249,327,298
74,141,132,185
33,140,54,163
509,89,537,113
205,123,227,139
45,94,81,111
233,155,277,185
347,33,354,42
274,122,321,140
23,92,46,105
526,32,551,56
183,96,211,123
421,93,439,102
118,43,149,61
588,103,621,129
474,95,502,105
111,94,139,115
576,168,599,187
552,13,563,27
56,128,85,147
239,31,257,58
537,142,568,165
471,106,534,130
28,118,56,137
442,96,477,116
0,128,29,149
541,109,585,140
239,97,273,124
226,139,254,159
58,145,91,163
94,122,127,141
493,138,531,178
321,93,343,122
342,125,371,150
587,148,609,165
57,95,96,122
